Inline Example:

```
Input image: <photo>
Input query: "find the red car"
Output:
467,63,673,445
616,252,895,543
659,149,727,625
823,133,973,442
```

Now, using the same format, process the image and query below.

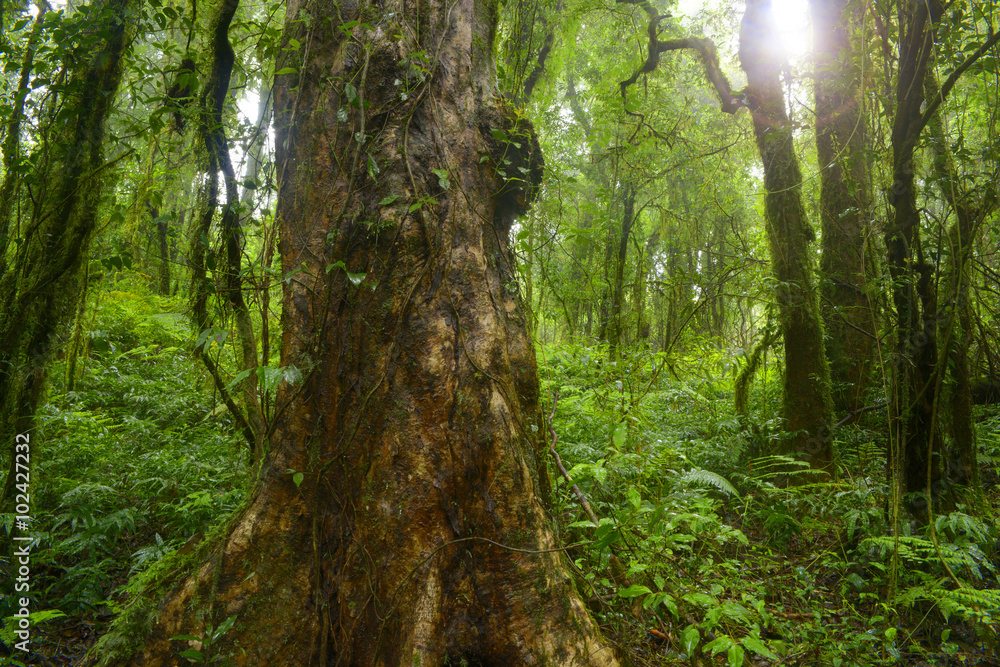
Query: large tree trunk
811,0,875,413
740,0,834,468
96,0,619,664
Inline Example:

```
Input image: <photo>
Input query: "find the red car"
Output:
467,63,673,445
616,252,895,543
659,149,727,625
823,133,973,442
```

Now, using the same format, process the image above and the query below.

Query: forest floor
2,290,998,666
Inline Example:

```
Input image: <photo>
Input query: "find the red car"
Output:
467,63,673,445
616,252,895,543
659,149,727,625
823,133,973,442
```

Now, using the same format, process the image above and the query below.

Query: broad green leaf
275,67,297,75
703,635,734,655
727,644,744,666
293,472,304,487
593,524,619,550
379,194,399,206
683,592,716,608
431,168,450,190
612,423,626,449
626,486,641,510
617,584,651,599
741,635,778,659
681,625,700,655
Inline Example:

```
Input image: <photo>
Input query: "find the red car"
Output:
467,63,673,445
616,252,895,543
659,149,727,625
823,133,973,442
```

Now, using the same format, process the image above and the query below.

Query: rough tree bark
90,0,620,664
811,0,875,413
740,0,834,468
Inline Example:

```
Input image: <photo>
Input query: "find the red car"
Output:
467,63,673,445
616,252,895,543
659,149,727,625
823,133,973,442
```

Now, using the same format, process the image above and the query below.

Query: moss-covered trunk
811,0,875,413
740,0,833,468
924,69,993,503
92,0,619,664
0,0,138,505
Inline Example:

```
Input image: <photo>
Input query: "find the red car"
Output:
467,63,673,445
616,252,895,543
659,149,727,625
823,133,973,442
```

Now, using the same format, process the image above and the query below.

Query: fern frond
677,468,739,497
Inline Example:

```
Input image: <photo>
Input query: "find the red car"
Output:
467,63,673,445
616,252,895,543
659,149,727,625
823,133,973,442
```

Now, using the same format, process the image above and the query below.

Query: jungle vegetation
1,0,999,664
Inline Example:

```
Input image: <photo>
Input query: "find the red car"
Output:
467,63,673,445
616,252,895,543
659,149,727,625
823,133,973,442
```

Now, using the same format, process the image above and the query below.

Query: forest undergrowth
2,286,999,666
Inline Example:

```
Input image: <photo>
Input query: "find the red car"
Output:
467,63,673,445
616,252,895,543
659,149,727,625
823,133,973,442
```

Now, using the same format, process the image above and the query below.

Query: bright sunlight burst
677,0,811,60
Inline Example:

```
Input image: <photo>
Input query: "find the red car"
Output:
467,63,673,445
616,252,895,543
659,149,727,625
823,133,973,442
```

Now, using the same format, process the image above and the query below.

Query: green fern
677,468,739,497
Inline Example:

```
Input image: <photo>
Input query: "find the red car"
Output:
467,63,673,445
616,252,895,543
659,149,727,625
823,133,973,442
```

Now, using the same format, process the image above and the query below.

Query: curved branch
617,0,743,114
917,29,1000,137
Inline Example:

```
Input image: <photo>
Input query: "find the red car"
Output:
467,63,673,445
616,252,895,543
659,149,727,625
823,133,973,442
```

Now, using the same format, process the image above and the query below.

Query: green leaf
408,202,423,213
431,168,450,190
612,423,626,449
345,83,357,102
178,649,205,662
703,635,734,656
169,635,202,642
618,584,651,599
491,128,509,142
379,194,400,206
681,625,700,655
740,635,778,659
662,595,679,618
274,67,297,75
293,472,304,487
727,644,745,666
326,260,365,285
593,524,620,550
683,592,716,608
211,616,237,640
626,486,641,510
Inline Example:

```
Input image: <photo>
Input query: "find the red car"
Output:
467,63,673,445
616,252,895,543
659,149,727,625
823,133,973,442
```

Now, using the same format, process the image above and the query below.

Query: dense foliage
1,0,999,664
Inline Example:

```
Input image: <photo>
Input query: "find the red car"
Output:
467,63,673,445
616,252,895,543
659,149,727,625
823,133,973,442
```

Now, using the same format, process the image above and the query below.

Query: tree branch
617,0,743,114
916,29,1000,136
